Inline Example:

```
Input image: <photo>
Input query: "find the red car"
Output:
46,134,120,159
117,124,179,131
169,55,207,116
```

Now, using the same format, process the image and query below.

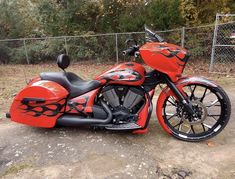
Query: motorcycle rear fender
10,80,68,128
156,76,218,134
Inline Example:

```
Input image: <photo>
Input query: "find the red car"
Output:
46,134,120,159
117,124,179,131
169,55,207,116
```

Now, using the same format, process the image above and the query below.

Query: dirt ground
0,64,235,179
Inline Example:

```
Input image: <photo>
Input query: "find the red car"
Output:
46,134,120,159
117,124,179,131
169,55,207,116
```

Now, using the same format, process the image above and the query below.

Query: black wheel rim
163,84,228,140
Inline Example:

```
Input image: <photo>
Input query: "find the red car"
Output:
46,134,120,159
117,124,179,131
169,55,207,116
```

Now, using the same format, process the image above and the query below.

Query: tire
160,84,231,142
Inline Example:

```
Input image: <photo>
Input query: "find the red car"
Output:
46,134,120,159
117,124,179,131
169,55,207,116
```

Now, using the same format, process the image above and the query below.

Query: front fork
165,77,195,118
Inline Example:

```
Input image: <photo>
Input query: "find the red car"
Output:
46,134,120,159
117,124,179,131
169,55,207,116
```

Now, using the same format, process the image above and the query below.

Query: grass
0,60,234,114
2,162,33,177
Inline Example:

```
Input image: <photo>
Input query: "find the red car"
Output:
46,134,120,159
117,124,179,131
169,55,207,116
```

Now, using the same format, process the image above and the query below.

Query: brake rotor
181,100,208,125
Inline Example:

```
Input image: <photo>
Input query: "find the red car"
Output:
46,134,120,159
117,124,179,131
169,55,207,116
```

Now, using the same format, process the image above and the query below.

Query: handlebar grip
122,46,139,56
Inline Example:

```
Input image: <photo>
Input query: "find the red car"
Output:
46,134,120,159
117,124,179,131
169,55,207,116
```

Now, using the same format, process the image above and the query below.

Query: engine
101,85,145,123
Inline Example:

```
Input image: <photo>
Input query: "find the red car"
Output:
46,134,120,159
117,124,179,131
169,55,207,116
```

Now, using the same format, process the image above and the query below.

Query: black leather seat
40,72,100,98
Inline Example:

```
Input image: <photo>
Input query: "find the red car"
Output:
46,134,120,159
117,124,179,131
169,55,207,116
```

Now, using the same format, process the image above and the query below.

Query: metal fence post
115,33,119,64
209,13,219,72
181,27,185,48
64,37,68,55
23,39,29,64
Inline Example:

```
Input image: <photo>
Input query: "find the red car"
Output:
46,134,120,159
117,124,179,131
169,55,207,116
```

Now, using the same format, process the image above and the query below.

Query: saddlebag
9,79,68,128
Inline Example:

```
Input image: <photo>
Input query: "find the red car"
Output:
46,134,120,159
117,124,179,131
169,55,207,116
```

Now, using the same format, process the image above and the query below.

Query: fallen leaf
207,141,215,147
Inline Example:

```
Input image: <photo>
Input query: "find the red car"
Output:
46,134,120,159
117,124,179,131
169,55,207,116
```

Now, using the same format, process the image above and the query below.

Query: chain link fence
210,14,235,73
0,19,234,74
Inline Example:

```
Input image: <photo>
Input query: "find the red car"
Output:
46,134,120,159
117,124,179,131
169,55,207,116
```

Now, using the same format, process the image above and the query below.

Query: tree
196,0,232,24
180,0,199,25
118,0,146,32
146,0,184,30
180,0,233,25
0,0,41,39
36,0,102,36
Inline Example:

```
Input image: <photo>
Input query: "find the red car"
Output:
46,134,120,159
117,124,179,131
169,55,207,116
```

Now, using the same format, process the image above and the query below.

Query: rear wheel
161,84,231,142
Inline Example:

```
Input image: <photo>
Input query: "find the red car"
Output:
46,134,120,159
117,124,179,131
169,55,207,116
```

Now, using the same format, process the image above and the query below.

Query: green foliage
25,39,66,63
184,26,215,61
0,0,39,39
196,0,232,24
180,0,199,25
0,0,24,38
115,1,146,32
146,0,184,30
67,34,116,62
37,0,102,36
0,43,11,64
0,0,234,64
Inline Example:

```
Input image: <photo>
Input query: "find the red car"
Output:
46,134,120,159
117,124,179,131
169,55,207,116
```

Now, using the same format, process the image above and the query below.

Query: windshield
144,25,165,43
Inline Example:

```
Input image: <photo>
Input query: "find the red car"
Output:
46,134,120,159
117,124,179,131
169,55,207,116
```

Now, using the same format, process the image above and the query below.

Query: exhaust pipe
57,100,112,126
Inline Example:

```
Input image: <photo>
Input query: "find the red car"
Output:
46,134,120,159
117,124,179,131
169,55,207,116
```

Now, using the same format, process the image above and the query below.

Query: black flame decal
158,45,189,63
66,97,88,114
20,98,66,117
101,69,141,82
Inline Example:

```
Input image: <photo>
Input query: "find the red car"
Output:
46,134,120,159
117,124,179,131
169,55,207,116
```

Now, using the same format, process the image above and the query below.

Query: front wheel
158,83,231,142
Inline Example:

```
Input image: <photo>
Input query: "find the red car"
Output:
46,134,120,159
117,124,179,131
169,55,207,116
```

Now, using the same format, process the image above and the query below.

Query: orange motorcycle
7,26,231,142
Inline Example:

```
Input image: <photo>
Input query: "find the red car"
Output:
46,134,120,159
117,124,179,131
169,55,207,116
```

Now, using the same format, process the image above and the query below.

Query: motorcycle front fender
175,76,218,88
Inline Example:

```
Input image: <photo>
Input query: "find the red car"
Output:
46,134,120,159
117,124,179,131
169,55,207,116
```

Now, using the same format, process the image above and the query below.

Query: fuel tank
96,62,145,86
140,42,190,82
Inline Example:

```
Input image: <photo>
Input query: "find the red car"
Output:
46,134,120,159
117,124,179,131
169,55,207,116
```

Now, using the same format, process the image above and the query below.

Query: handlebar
122,45,139,56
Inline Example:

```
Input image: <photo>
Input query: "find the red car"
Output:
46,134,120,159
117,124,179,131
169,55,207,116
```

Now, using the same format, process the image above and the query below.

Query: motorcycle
7,26,231,142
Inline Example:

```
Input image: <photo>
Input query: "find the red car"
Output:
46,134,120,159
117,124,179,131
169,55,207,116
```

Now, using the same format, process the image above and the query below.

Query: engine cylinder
102,85,144,110
123,87,144,109
102,86,120,107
